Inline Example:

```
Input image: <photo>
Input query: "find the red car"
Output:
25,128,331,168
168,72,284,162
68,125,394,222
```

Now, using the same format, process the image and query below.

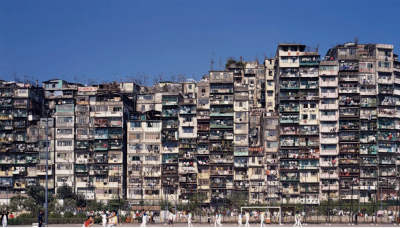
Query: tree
75,193,86,208
9,194,27,212
187,192,208,213
63,198,77,212
57,184,74,200
226,192,249,210
86,200,103,212
26,182,57,216
56,184,75,211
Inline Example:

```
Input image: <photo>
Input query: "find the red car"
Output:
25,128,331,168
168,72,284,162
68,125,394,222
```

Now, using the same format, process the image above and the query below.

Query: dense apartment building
1,42,400,212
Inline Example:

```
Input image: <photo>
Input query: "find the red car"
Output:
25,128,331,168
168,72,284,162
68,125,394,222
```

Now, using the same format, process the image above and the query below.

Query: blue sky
1,0,399,85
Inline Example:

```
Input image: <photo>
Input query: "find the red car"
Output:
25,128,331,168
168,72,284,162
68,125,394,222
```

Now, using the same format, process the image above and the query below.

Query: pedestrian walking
245,210,250,227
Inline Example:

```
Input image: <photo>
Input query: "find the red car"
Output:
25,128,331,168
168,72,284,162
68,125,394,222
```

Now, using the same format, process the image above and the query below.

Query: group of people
237,210,268,227
83,211,118,227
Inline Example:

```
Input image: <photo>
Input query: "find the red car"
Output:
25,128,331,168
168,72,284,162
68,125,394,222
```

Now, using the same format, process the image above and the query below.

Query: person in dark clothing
38,210,43,227
354,212,358,225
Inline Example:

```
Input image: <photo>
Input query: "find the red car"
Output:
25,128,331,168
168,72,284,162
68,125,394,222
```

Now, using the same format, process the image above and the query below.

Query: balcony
210,109,233,117
179,106,197,114
320,91,338,99
299,140,319,148
162,96,179,106
299,67,319,76
300,81,318,90
299,92,318,100
320,148,339,156
339,108,359,118
320,160,338,167
279,104,299,112
320,77,338,87
210,169,233,176
320,113,338,121
282,187,300,195
339,86,358,94
360,86,377,95
280,92,299,101
210,119,233,128
339,62,359,71
280,115,299,124
320,101,338,110
210,155,233,164
320,136,338,144
162,109,178,118
280,81,300,90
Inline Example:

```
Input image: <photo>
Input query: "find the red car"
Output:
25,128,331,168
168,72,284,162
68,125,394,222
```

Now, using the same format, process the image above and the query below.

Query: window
57,117,73,123
130,122,141,128
310,104,316,108
77,117,87,124
267,141,278,148
57,141,72,146
303,114,308,120
235,124,245,130
310,114,317,120
201,89,205,93
290,46,296,52
57,129,72,135
267,91,273,97
265,130,278,136
111,106,122,112
77,129,88,136
378,61,391,68
281,57,288,63
145,133,160,140
349,49,356,55
147,121,160,128
183,127,193,133
303,104,308,108
235,135,246,141
109,176,121,183
58,104,73,111
95,106,108,112
138,95,154,100
189,85,192,89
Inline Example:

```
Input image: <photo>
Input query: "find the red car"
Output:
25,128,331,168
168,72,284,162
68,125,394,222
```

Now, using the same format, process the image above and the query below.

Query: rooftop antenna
264,54,266,60
354,36,360,45
211,52,215,71
255,54,259,63
316,44,320,52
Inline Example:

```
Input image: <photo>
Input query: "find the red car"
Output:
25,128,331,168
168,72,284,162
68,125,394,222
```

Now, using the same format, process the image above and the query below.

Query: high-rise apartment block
1,42,399,212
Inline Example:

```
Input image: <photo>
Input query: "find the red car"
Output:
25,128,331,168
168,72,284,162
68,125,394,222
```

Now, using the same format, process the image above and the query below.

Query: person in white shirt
188,210,193,227
238,212,243,227
101,211,107,227
245,211,250,227
168,210,174,227
218,211,222,227
141,209,147,227
259,211,265,227
214,211,219,227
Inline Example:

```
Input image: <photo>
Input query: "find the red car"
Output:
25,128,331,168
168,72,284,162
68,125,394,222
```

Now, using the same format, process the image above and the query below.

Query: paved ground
9,223,400,227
